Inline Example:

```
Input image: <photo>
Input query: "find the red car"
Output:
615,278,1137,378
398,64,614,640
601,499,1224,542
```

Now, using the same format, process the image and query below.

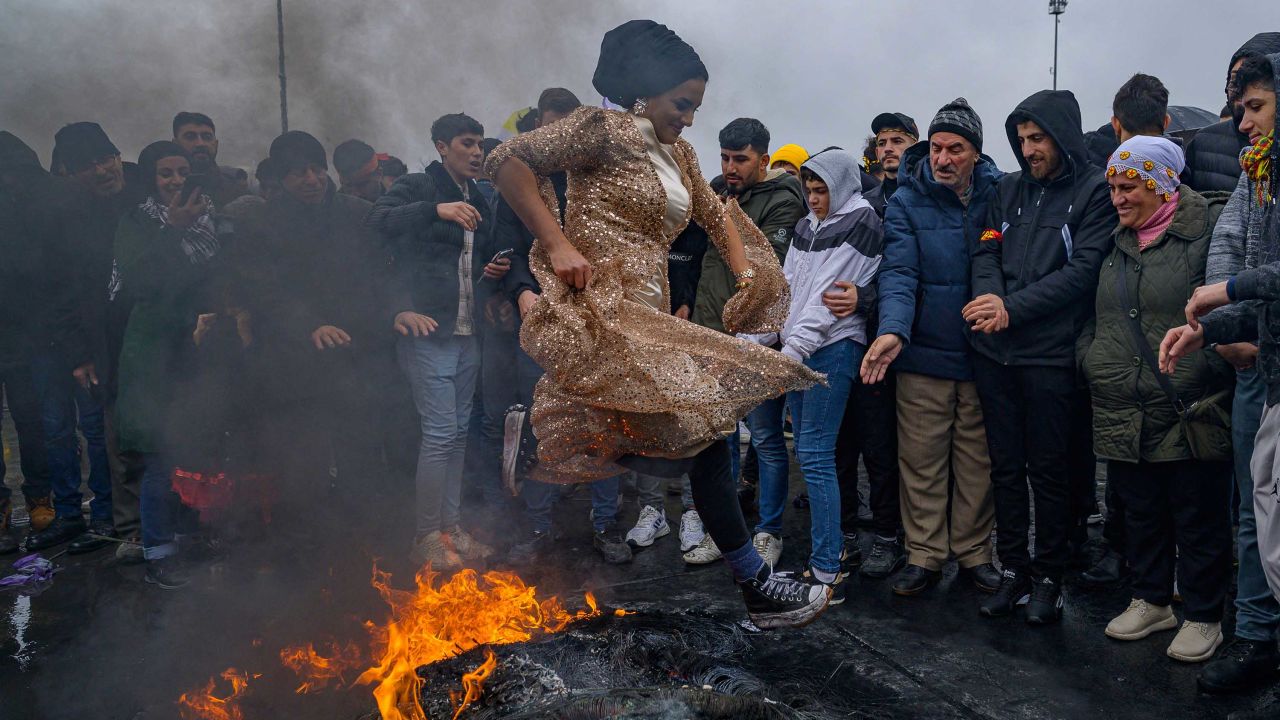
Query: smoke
0,0,1247,174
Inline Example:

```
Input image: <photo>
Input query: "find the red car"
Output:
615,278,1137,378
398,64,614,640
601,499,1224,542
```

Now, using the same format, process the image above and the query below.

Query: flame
448,649,497,719
354,565,603,720
177,668,258,720
279,641,364,693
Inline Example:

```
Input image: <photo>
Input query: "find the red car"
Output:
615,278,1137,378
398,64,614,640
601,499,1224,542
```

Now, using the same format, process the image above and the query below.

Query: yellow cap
770,143,809,171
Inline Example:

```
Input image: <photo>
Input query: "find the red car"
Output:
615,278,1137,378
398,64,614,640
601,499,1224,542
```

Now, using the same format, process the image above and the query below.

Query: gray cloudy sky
0,0,1264,174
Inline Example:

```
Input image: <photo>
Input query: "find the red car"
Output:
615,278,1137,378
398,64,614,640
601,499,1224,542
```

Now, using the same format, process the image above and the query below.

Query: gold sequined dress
485,107,821,481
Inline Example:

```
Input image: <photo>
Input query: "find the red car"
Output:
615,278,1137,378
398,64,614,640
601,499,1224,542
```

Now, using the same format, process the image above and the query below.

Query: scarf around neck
1242,130,1274,208
1137,192,1180,251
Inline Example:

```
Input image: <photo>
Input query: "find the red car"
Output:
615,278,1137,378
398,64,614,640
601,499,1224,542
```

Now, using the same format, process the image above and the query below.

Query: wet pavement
0,455,1273,720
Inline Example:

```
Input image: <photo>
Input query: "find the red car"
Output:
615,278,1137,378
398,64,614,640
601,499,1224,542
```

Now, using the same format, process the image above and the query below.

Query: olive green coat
1078,187,1233,463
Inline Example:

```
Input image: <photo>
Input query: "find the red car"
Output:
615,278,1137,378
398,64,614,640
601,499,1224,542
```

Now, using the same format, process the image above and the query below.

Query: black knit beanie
269,131,327,174
592,20,708,107
929,98,984,153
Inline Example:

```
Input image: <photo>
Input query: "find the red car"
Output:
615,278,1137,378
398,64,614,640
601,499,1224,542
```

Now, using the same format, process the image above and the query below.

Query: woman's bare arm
494,157,592,290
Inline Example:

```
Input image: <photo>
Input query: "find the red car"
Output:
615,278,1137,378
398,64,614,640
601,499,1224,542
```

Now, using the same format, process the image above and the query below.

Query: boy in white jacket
745,148,883,602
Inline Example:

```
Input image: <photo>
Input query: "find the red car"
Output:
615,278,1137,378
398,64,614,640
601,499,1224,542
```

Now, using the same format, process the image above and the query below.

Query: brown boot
25,496,55,533
0,499,18,555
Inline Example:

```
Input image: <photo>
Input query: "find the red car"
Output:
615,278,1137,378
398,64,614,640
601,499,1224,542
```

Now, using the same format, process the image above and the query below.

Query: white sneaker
1167,620,1223,663
752,531,783,567
682,534,722,565
1104,598,1177,641
679,510,705,553
625,505,671,548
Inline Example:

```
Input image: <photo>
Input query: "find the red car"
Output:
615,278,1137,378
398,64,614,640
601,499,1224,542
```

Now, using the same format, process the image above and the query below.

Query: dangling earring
631,97,648,115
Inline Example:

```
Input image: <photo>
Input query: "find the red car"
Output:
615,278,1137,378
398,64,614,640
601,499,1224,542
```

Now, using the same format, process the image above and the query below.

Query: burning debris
180,565,612,719
177,667,259,720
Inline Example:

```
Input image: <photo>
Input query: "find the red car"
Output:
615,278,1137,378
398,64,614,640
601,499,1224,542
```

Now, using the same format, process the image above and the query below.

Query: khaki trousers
896,372,994,571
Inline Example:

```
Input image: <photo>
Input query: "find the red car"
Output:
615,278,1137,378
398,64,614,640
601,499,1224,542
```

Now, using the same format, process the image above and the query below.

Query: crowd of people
0,18,1278,714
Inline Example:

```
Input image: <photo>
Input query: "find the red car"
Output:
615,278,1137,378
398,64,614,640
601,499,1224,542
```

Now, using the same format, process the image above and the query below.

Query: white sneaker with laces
679,510,705,553
1167,620,1223,663
682,534,721,564
625,505,671,548
751,531,783,567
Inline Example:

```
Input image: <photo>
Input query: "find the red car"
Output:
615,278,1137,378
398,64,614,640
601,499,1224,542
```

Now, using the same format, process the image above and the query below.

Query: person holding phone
111,141,220,589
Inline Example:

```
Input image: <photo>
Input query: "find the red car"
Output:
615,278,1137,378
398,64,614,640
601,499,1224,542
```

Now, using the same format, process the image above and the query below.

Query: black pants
0,362,51,504
689,440,751,553
1107,458,1232,621
972,356,1074,581
835,371,900,537
1067,387,1098,538
1102,479,1127,550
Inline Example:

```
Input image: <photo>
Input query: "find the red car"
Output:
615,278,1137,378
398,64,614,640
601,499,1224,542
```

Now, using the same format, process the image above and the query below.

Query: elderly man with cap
25,122,130,556
334,139,385,204
870,112,919,199
227,130,395,519
845,99,1004,593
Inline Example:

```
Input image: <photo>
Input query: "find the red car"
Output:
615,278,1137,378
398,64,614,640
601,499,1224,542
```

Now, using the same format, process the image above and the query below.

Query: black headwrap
136,141,188,200
269,130,327,174
592,20,708,108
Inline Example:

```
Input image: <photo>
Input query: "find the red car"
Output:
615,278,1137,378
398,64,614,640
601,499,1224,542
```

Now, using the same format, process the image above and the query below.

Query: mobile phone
179,173,210,204
490,248,515,263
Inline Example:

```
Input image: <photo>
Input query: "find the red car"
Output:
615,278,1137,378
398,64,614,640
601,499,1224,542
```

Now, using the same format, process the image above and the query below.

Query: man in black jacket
0,131,66,554
964,90,1117,625
26,122,130,555
369,114,511,569
1186,32,1280,193
229,131,394,527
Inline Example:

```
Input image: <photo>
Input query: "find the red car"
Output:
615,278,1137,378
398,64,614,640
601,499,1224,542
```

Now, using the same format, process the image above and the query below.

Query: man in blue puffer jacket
858,98,1004,599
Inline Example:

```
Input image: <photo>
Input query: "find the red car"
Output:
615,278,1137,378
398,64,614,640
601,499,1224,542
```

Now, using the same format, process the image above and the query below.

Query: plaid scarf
1242,130,1274,208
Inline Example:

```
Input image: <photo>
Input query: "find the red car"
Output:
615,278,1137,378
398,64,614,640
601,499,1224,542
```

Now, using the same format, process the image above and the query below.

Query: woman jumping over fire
487,19,829,629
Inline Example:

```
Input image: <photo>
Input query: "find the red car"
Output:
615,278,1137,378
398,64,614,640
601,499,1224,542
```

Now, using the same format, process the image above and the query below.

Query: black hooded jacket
969,90,1117,368
0,132,83,366
1186,32,1280,193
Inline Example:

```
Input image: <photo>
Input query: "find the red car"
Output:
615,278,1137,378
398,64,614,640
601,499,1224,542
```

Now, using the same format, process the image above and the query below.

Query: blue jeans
1232,368,1280,641
786,339,862,575
523,475,621,533
139,454,182,560
747,394,790,536
32,349,112,522
398,333,479,536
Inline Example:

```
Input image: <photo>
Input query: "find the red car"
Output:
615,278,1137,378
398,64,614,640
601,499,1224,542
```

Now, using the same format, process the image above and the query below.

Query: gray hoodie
743,150,883,360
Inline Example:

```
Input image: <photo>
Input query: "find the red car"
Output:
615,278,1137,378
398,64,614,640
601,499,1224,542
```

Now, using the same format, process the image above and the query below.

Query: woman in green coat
113,141,219,589
1079,136,1233,662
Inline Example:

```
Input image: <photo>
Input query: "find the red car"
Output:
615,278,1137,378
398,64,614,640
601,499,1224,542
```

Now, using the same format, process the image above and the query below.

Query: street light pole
277,0,288,133
1049,0,1068,90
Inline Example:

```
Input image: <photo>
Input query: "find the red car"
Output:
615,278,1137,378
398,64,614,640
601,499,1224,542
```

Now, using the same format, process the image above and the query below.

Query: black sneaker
980,568,1032,617
860,537,905,579
1198,638,1280,694
593,525,633,564
501,405,532,496
738,565,830,629
68,519,116,555
840,533,863,574
144,557,191,590
24,516,87,551
802,567,848,606
1025,576,1064,625
507,530,554,566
